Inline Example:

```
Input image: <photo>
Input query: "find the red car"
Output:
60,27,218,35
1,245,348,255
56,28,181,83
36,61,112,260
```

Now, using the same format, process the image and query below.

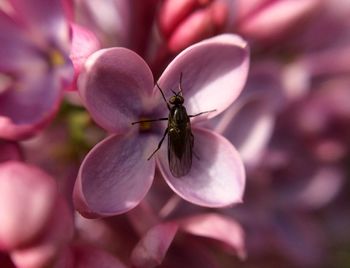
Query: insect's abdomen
167,105,193,177
168,106,189,158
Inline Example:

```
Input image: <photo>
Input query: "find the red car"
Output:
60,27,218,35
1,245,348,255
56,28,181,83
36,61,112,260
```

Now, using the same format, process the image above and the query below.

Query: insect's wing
168,124,193,177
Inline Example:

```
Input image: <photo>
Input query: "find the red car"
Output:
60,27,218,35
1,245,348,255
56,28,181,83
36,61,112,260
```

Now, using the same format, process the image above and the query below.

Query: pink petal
67,23,100,91
130,223,178,268
0,11,38,71
0,162,57,250
9,0,70,46
157,128,245,207
11,196,74,268
0,10,72,140
74,133,156,217
75,0,132,47
157,34,249,119
0,72,62,140
78,48,155,133
205,61,284,167
0,9,73,85
220,97,275,168
158,0,198,38
179,213,246,259
290,167,345,210
237,0,321,40
235,0,267,21
163,1,230,52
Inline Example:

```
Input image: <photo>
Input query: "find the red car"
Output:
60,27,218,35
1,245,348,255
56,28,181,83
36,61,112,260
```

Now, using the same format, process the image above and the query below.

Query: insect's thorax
169,105,189,126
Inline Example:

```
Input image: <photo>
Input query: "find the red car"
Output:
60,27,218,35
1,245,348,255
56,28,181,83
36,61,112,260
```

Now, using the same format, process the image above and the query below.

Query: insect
132,73,214,177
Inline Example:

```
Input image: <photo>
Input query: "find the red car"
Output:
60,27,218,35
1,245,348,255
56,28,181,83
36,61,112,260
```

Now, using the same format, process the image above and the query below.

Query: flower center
137,117,153,132
49,49,65,67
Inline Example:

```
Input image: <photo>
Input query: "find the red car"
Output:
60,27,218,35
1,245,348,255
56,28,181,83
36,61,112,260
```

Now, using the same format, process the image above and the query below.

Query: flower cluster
1,0,350,267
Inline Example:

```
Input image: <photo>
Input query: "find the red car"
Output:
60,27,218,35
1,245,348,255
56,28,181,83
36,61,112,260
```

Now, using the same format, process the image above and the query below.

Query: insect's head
169,91,184,105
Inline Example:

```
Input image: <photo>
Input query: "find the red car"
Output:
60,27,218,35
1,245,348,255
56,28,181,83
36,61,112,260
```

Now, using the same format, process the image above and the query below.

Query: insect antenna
156,82,171,110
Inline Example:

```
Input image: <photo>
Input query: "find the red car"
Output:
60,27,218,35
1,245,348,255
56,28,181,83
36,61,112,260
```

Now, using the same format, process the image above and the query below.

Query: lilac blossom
157,0,231,53
130,213,245,267
1,1,350,267
67,23,100,91
74,34,249,217
0,0,101,139
202,60,285,169
74,0,157,56
0,160,127,268
0,161,73,268
0,0,74,140
233,0,323,43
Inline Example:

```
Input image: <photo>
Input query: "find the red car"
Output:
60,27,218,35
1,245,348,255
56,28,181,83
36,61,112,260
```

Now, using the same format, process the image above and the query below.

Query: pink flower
74,34,249,217
158,0,230,52
130,213,245,267
202,60,285,169
74,0,157,56
0,161,74,268
0,0,74,140
67,23,101,91
234,0,323,42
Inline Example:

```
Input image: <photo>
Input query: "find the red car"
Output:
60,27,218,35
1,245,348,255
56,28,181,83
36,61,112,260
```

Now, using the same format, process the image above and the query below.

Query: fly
131,73,215,177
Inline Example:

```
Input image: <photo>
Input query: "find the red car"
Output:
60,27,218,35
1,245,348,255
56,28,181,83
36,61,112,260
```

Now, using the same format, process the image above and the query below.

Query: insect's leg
189,109,216,118
131,118,168,125
156,82,171,110
147,127,169,160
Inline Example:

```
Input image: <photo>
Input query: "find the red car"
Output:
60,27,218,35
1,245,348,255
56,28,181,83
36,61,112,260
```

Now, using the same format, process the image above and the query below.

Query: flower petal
130,222,178,268
0,72,62,140
157,128,245,207
75,0,133,48
0,11,39,71
236,0,321,40
9,0,70,46
179,213,246,259
11,196,74,268
288,166,345,210
203,61,285,167
67,23,100,91
78,48,155,133
74,133,156,217
157,34,249,119
0,162,57,250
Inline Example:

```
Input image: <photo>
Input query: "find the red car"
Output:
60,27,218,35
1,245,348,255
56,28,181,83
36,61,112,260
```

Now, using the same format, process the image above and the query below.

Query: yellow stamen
50,49,65,66
138,119,153,132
